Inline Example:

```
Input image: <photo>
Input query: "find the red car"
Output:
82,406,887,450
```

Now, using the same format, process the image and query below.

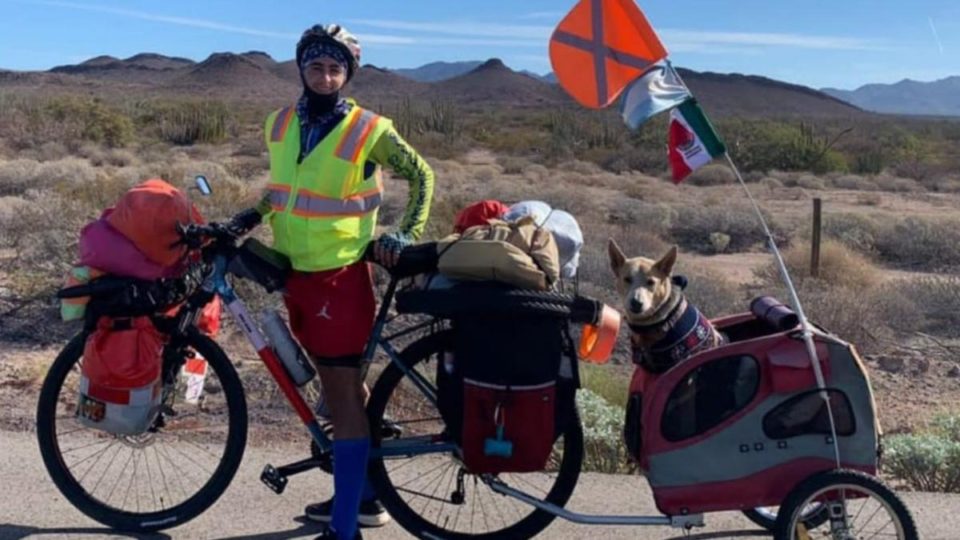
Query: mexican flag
668,99,726,183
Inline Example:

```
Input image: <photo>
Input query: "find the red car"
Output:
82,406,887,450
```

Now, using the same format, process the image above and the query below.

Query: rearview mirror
194,175,212,196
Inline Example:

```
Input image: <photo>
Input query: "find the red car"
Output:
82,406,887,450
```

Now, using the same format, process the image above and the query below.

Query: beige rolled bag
436,217,560,290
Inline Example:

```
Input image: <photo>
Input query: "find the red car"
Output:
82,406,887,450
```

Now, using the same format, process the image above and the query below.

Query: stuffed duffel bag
436,217,560,290
77,316,165,435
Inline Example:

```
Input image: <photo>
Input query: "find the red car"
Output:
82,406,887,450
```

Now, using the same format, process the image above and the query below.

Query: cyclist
230,23,435,540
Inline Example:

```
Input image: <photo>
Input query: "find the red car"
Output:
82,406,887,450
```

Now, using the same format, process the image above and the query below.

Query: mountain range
0,52,868,118
822,77,960,117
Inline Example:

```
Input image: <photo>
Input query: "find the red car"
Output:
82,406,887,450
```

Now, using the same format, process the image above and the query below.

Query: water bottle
260,309,316,386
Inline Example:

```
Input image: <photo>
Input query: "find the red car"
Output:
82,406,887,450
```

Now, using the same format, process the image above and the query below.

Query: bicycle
37,218,916,539
36,218,589,538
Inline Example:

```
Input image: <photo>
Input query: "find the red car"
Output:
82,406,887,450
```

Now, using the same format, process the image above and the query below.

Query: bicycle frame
200,252,703,532
203,253,455,458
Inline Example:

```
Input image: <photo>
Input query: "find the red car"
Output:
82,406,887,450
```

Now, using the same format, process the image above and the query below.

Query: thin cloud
352,18,881,52
661,29,881,51
349,19,552,40
16,0,413,44
928,17,944,55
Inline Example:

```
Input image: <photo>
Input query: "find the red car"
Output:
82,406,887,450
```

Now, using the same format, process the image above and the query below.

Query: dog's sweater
630,289,724,373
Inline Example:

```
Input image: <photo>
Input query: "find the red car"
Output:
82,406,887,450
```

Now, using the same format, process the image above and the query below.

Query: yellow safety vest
263,103,391,271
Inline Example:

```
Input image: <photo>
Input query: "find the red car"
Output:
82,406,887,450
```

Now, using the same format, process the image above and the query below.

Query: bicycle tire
742,503,828,532
773,469,917,540
366,330,584,539
36,331,248,532
396,285,599,320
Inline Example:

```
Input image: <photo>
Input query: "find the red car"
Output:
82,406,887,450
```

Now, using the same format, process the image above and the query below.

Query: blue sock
331,437,369,540
361,479,376,502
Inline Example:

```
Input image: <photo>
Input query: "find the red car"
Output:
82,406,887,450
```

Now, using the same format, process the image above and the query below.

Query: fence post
811,198,822,278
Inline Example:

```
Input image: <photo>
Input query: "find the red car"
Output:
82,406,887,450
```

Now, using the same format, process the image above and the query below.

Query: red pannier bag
461,379,556,474
78,316,166,435
450,314,565,474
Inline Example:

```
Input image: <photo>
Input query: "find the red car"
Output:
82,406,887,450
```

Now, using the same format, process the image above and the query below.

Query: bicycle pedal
260,464,288,495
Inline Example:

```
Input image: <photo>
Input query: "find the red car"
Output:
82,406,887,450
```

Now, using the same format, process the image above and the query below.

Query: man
231,23,435,540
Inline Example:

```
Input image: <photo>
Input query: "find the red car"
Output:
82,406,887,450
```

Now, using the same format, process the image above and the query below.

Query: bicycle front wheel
36,330,248,532
366,330,583,540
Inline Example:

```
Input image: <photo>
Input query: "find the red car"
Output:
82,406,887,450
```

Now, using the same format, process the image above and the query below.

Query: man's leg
318,365,368,540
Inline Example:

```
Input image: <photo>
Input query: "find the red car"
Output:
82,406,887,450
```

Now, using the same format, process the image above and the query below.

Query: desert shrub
560,159,603,176
685,164,735,186
470,165,499,183
885,412,960,493
146,101,231,145
760,177,784,189
43,96,134,147
225,156,268,180
669,204,786,254
0,190,94,334
833,174,878,191
518,163,547,184
496,155,529,175
796,174,826,190
34,141,70,162
932,178,960,193
874,175,922,193
856,192,883,206
677,267,744,319
0,158,98,196
756,239,881,293
874,217,960,271
883,277,960,338
577,389,632,473
604,199,675,235
821,213,883,254
708,232,731,253
757,282,888,353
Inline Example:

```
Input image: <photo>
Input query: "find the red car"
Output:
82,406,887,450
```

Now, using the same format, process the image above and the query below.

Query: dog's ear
608,238,626,274
654,245,678,276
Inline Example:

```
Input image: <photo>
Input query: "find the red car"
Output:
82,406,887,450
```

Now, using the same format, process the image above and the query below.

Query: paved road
1,431,956,539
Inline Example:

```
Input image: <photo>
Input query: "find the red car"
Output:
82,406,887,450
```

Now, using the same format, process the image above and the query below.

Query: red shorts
283,261,375,366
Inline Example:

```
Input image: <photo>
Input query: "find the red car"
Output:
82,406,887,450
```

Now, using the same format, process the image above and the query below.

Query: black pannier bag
227,238,291,293
439,314,573,474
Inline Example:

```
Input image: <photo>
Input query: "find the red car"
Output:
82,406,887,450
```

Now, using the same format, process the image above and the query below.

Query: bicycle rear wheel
366,330,583,540
36,330,247,532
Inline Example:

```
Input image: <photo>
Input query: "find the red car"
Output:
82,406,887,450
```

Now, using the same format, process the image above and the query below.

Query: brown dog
609,239,724,373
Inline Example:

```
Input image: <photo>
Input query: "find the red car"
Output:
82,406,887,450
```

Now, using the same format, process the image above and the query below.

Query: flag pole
721,153,841,466
669,62,842,468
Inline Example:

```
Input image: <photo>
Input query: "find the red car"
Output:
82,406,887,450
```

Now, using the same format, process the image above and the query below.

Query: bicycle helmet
296,24,361,81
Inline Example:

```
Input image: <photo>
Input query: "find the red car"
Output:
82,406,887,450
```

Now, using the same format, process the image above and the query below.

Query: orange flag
550,0,668,109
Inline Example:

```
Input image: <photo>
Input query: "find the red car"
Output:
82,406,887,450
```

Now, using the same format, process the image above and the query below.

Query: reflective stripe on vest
270,106,296,143
334,109,381,163
265,183,292,212
291,183,383,217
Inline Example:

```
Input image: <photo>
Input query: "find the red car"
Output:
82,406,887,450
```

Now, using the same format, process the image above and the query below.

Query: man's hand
374,231,413,268
226,208,263,236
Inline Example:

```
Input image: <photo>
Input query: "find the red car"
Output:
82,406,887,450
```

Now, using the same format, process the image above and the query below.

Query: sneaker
313,524,362,540
305,498,391,528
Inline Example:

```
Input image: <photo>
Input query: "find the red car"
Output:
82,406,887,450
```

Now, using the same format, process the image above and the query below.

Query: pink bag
79,210,182,279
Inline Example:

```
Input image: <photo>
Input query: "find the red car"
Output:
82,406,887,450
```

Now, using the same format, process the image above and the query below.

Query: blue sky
2,0,959,90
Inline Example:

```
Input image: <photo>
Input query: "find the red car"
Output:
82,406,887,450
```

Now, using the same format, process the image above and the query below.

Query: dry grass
756,239,881,293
